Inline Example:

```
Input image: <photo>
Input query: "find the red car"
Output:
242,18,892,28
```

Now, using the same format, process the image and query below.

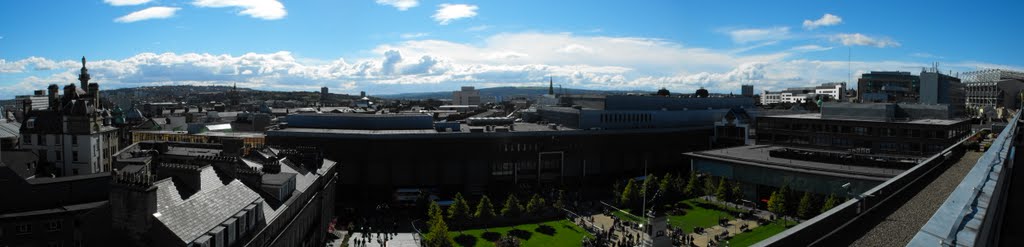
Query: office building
452,86,481,105
742,84,754,97
919,70,965,117
962,69,1024,117
760,82,844,105
858,71,921,103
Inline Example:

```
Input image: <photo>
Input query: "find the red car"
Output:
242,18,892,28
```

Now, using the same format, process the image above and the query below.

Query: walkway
818,150,983,246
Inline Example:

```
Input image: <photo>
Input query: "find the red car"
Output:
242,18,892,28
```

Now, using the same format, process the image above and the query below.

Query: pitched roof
153,167,260,243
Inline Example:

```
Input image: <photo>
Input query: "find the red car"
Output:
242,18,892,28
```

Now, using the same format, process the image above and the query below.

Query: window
16,223,31,235
56,151,62,161
38,135,46,145
46,221,61,232
71,136,77,146
56,135,61,145
24,135,32,144
72,151,79,162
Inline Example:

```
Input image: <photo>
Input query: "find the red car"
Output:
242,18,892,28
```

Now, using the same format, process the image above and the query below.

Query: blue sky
1,0,1022,98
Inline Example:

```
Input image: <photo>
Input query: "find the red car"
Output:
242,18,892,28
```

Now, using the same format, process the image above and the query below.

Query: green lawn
611,209,645,224
445,219,592,247
666,198,744,233
727,219,796,247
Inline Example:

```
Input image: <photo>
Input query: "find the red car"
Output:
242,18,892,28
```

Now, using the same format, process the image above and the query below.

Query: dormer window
26,118,35,129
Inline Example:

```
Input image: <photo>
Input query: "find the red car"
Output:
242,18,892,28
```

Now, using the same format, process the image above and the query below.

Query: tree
643,174,658,199
731,182,743,203
474,195,497,230
703,175,718,198
621,179,637,208
767,191,785,218
778,185,791,215
525,194,546,217
424,202,455,247
684,172,699,198
659,173,674,203
447,193,471,229
501,194,524,218
612,180,623,205
715,178,729,202
495,235,522,247
553,190,566,210
821,193,839,213
672,174,686,199
797,192,814,219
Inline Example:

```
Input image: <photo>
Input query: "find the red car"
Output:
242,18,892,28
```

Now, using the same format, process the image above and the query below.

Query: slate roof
0,122,21,139
153,167,260,244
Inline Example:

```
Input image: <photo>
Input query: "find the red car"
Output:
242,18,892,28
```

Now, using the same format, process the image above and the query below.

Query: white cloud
727,27,790,44
790,45,833,52
104,0,152,6
830,33,900,48
433,4,477,25
376,0,419,11
803,13,842,30
115,7,181,23
192,0,286,20
3,32,1018,98
400,32,429,39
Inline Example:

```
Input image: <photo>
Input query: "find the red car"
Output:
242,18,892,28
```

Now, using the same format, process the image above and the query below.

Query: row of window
23,134,79,146
760,122,966,139
599,113,653,124
4,221,62,237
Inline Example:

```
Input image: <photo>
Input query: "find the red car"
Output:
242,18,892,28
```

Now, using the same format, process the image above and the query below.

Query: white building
761,82,846,105
814,82,846,101
452,86,481,105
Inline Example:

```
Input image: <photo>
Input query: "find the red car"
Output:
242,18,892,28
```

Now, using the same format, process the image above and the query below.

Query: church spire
548,77,554,95
79,56,91,90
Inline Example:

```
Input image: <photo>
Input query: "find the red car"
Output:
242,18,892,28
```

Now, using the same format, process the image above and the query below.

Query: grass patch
728,219,796,247
667,198,743,233
443,219,592,247
611,209,646,224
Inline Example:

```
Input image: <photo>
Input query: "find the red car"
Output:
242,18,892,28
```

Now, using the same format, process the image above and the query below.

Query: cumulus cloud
803,13,842,30
830,33,900,48
727,27,790,44
376,0,419,11
3,32,1016,98
192,0,286,20
114,6,181,23
433,4,477,25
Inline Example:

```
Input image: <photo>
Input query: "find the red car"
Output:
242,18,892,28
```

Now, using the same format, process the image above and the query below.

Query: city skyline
1,0,1022,99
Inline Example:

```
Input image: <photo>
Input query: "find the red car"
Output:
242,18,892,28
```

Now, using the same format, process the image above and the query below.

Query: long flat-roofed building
268,96,752,204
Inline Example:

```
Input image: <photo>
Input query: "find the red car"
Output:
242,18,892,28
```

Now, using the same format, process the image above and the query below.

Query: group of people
348,216,400,247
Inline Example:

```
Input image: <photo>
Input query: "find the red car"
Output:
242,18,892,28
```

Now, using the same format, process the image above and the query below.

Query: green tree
621,179,637,208
797,192,814,219
612,180,623,205
501,194,524,218
672,174,686,200
767,191,785,218
731,181,743,202
658,173,674,203
643,174,658,200
525,193,546,217
684,172,699,198
821,193,839,213
715,178,729,202
474,195,497,230
778,185,791,215
447,193,471,229
424,202,455,247
703,175,718,198
553,190,566,210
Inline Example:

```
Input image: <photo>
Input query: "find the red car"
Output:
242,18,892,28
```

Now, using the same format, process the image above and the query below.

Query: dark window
73,151,79,162
16,224,31,234
39,135,45,145
56,135,61,145
56,151,62,161
46,221,61,232
24,135,31,144
72,136,78,145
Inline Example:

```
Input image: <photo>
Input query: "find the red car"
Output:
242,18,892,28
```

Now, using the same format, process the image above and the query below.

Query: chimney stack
48,84,59,111
89,83,100,105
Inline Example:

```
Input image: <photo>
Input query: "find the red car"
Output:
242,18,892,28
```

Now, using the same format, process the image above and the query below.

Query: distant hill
377,86,652,100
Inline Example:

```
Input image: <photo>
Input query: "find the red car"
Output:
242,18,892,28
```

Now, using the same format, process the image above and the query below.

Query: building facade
962,69,1024,117
19,57,120,176
741,84,754,97
452,86,481,105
